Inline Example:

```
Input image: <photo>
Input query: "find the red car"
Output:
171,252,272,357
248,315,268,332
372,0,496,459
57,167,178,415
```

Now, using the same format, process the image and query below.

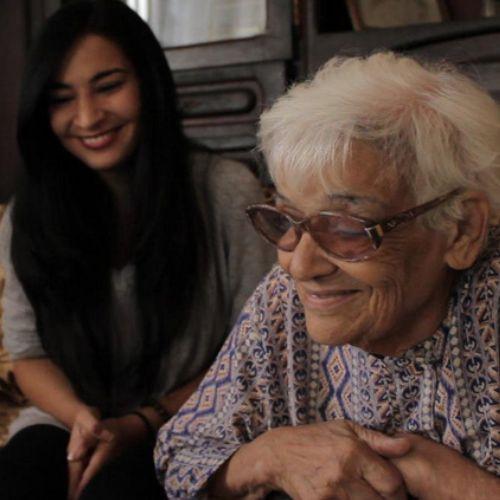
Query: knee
2,424,69,463
0,425,69,499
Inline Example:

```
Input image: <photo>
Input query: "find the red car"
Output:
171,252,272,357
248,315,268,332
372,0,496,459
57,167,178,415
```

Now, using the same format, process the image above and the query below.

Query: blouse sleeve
0,204,46,360
154,265,296,499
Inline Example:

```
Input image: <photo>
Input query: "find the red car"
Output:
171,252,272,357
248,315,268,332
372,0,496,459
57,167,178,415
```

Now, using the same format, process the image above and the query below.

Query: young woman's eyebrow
48,68,129,90
48,81,71,91
90,68,129,83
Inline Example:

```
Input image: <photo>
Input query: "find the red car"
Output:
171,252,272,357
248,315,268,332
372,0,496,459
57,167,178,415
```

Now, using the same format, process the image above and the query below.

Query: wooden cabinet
2,0,500,201
300,0,500,100
165,0,293,173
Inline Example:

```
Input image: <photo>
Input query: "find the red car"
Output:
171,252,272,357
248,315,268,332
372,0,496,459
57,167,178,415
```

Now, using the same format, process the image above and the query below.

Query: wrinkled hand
67,412,146,500
371,432,499,500
262,419,411,500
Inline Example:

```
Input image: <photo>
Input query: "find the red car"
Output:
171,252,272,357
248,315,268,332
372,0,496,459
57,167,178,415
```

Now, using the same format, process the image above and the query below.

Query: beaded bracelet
128,410,156,440
146,398,172,423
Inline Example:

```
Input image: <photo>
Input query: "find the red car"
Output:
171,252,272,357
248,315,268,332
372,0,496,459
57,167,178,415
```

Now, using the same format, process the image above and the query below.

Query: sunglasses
246,189,460,262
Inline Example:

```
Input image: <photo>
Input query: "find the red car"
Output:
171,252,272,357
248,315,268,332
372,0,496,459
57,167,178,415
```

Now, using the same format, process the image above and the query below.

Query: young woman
0,1,273,499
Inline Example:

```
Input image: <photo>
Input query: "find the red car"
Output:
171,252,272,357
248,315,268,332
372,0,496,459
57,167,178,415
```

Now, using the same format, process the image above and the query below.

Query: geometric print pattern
155,227,500,499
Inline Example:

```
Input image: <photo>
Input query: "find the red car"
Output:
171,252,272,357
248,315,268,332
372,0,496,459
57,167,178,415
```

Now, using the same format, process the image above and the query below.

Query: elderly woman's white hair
258,51,500,229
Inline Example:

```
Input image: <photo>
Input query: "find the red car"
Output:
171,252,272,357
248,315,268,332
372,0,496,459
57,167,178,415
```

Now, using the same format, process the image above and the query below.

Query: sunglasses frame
246,189,461,262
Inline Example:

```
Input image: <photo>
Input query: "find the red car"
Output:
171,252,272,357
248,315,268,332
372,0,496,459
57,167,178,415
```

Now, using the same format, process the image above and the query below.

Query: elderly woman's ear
444,191,490,270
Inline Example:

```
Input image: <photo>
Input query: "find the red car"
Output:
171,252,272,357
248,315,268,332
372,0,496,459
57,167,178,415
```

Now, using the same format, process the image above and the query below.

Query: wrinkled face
48,34,141,172
276,144,455,356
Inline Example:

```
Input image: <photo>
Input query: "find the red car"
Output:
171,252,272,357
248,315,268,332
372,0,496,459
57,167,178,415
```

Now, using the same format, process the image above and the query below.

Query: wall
0,0,26,202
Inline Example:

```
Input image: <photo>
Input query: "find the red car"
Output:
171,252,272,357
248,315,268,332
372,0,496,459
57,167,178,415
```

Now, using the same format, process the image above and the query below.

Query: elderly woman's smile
157,52,500,500
277,145,455,356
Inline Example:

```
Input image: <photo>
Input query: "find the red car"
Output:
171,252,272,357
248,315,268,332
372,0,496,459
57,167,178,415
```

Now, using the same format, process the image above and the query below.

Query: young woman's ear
444,191,490,270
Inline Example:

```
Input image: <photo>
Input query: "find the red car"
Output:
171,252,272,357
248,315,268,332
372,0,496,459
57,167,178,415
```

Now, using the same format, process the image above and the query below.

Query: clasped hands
246,419,476,500
66,406,149,500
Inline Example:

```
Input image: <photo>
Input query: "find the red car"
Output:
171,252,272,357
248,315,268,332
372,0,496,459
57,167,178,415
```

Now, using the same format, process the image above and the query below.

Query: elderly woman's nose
284,232,334,280
73,94,104,129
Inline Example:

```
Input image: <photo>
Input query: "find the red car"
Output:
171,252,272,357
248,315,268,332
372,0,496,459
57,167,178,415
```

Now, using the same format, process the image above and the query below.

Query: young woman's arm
119,371,207,434
66,371,208,499
13,357,89,428
13,358,157,500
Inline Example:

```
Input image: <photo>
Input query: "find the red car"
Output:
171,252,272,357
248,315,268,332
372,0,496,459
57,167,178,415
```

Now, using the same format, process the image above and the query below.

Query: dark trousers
0,424,166,500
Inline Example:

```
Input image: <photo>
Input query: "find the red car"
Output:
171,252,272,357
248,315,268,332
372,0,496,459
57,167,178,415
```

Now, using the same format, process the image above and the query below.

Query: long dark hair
11,0,206,413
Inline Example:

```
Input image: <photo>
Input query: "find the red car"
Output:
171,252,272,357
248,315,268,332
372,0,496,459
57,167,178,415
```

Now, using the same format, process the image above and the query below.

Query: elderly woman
155,52,500,499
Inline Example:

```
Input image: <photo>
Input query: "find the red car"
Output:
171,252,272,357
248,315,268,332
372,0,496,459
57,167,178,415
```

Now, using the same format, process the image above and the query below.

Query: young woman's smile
48,34,141,172
77,128,122,150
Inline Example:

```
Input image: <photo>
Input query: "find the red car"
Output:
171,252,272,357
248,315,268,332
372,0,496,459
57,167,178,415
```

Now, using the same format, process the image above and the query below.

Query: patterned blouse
155,228,500,499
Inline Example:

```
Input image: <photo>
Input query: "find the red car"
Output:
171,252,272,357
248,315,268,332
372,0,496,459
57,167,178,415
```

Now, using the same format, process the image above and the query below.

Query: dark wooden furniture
2,0,500,201
300,0,500,100
165,0,293,175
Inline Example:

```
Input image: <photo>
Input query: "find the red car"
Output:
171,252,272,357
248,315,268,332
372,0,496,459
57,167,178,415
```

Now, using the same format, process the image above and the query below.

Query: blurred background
1,0,500,201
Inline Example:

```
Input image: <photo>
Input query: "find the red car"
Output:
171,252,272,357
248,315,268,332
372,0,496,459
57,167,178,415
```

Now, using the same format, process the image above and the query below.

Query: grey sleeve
209,158,276,326
0,205,46,360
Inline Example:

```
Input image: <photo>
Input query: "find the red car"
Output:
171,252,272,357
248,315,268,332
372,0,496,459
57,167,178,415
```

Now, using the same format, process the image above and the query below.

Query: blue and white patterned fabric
155,227,500,499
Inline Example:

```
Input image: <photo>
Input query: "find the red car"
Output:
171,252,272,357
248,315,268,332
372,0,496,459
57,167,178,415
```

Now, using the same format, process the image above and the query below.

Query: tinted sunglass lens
250,208,297,251
310,215,373,260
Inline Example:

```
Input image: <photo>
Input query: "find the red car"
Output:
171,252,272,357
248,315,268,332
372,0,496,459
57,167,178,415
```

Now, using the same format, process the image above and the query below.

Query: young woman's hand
66,371,206,499
66,405,110,500
69,413,150,500
66,406,113,500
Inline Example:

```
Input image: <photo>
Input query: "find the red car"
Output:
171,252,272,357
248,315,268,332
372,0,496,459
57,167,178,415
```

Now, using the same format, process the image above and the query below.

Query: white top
0,154,276,436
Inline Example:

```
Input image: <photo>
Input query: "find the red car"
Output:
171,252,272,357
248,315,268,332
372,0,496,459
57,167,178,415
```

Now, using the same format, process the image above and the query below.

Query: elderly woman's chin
298,290,368,345
298,280,452,356
301,302,388,353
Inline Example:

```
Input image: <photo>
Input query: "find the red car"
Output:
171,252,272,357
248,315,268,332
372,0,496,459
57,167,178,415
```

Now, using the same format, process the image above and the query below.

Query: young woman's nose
73,93,104,129
280,231,337,281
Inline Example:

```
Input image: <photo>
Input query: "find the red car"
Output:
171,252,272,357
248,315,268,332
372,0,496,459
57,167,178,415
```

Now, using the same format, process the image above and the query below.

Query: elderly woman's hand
214,419,411,499
370,432,500,500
